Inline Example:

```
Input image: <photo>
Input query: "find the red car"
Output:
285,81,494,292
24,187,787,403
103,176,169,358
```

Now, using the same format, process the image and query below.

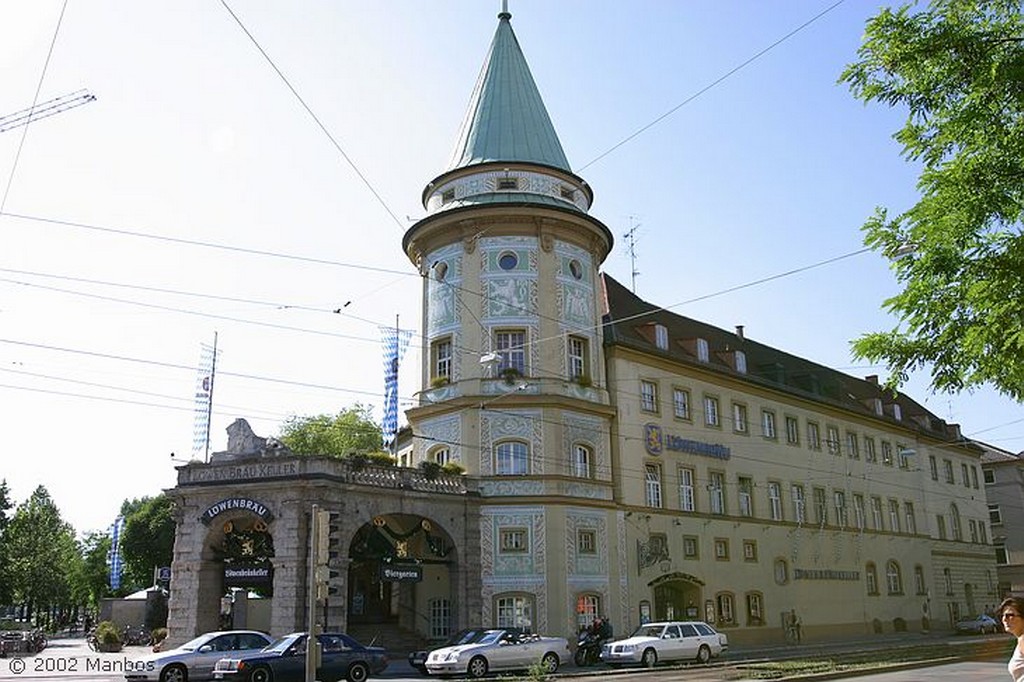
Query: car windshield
631,625,665,639
178,634,214,651
477,630,508,645
449,629,487,646
264,634,303,653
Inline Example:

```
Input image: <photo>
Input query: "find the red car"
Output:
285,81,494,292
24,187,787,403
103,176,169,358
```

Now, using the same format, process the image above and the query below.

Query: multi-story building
980,442,1024,597
166,7,996,647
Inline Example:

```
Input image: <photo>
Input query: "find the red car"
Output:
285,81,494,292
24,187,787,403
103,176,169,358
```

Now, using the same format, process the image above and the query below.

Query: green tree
72,531,113,611
118,495,175,590
6,486,78,625
278,404,383,456
0,480,13,604
840,0,1024,400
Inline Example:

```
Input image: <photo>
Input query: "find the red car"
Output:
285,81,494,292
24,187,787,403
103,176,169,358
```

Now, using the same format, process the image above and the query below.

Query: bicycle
86,629,100,652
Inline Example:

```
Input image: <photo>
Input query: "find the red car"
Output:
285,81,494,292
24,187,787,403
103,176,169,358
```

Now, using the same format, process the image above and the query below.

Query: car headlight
621,644,636,653
444,652,460,662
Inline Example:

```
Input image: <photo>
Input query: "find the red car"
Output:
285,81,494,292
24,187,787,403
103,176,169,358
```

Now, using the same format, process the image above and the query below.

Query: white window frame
704,396,720,427
495,440,528,475
572,443,592,479
645,464,663,508
495,329,526,375
768,481,783,521
761,410,776,439
640,380,658,412
710,472,726,515
672,388,691,420
679,467,696,512
791,484,806,524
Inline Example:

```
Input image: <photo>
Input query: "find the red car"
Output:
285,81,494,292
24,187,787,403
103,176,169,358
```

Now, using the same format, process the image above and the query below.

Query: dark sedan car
954,614,1000,635
212,632,387,682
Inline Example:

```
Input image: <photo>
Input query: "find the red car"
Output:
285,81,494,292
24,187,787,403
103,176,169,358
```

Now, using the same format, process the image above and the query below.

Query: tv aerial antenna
624,216,641,293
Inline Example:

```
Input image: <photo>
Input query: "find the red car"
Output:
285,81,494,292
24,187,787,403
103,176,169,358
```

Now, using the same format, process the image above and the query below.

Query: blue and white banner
380,326,413,447
192,341,219,458
107,516,125,590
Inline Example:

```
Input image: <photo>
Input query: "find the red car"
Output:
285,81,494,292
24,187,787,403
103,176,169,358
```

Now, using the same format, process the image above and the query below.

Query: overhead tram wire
577,0,847,172
0,0,69,215
217,0,404,232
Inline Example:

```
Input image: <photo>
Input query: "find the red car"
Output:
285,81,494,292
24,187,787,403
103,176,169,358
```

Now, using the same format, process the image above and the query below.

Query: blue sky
1,1,1020,534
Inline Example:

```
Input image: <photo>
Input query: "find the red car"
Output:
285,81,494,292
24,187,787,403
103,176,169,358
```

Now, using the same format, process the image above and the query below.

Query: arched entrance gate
649,572,704,622
348,513,457,639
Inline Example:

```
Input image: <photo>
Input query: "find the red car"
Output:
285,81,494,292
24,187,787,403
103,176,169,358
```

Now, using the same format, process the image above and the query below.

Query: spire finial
499,0,511,20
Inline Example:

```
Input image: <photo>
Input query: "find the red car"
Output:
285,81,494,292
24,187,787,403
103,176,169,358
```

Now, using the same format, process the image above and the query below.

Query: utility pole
624,217,641,293
305,505,321,682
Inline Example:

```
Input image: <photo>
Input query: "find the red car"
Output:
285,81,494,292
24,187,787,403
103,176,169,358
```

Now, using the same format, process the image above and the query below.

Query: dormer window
735,350,747,374
892,404,902,421
498,177,518,190
696,338,709,363
654,324,669,350
560,185,576,200
441,188,455,204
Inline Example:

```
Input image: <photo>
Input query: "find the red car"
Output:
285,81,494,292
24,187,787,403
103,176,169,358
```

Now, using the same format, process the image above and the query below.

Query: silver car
425,629,570,677
601,621,727,667
125,630,273,682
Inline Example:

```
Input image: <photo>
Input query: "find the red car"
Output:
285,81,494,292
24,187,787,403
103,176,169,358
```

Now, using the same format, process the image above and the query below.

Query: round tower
401,9,621,636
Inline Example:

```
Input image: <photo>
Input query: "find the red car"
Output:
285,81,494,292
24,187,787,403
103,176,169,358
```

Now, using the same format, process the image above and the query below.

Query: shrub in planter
441,462,466,476
499,367,522,385
365,451,397,467
95,621,122,652
429,375,450,388
419,461,442,480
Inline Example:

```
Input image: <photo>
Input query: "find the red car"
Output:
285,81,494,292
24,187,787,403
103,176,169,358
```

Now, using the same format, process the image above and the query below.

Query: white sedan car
601,621,727,668
425,629,570,678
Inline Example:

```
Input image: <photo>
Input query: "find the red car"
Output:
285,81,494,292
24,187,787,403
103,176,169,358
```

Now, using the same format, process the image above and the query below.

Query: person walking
1000,596,1024,681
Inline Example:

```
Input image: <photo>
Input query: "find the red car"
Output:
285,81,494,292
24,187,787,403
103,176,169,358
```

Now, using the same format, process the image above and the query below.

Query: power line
578,0,846,172
217,0,404,231
0,0,69,214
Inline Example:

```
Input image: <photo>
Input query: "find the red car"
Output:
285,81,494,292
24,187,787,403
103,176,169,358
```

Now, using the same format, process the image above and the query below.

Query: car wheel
573,648,588,667
641,648,657,668
540,653,559,674
249,666,273,682
467,656,489,678
347,662,369,682
696,645,711,664
160,664,188,682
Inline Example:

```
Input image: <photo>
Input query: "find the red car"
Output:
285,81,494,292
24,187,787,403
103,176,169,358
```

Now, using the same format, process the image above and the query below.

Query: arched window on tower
495,440,529,475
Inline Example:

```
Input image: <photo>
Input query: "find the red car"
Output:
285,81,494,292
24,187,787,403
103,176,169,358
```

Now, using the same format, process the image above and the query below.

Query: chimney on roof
865,375,879,385
735,325,745,340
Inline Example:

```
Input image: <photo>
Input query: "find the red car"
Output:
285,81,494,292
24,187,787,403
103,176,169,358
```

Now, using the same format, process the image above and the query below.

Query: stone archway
649,572,704,622
347,513,457,638
196,505,276,634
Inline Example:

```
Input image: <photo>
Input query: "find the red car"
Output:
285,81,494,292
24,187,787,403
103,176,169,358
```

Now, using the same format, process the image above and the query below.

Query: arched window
914,565,927,595
950,503,963,541
495,441,528,475
572,444,592,478
745,592,764,626
715,592,735,625
886,560,903,595
575,593,601,631
494,593,534,629
865,562,879,595
774,558,789,585
431,447,450,466
943,567,953,595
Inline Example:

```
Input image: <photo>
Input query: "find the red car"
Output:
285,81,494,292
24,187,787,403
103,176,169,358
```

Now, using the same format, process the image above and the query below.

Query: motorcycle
574,631,603,667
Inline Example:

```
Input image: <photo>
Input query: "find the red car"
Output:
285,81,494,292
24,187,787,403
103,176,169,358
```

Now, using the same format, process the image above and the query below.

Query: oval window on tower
569,259,583,280
498,252,519,271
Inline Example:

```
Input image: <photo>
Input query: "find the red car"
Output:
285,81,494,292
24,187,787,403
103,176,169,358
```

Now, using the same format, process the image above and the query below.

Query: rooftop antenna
624,216,641,293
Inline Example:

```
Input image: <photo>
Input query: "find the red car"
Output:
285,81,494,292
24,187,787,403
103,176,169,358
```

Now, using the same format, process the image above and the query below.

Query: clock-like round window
569,259,584,280
498,252,518,271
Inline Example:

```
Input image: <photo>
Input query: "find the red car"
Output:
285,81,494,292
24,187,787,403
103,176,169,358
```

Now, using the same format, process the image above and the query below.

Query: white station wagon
425,628,570,677
601,621,727,667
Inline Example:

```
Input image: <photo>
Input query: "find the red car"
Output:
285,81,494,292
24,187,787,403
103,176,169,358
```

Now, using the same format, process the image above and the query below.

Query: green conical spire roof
446,9,571,173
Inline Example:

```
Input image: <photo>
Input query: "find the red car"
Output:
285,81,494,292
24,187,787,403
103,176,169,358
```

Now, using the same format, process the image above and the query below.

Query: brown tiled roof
601,273,962,443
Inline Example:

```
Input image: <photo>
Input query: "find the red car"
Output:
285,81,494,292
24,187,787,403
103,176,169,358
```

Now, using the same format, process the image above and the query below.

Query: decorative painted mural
426,244,462,336
566,510,608,576
479,409,544,476
416,414,462,463
562,413,608,479
480,505,548,632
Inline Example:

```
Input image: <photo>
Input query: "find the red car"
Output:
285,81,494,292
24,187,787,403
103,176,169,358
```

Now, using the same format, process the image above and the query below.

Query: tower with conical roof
402,7,620,634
